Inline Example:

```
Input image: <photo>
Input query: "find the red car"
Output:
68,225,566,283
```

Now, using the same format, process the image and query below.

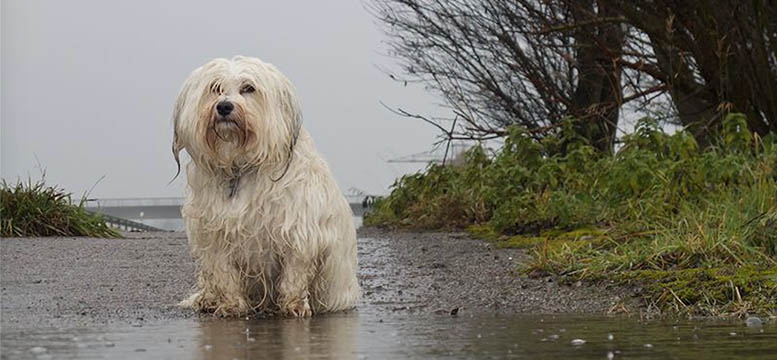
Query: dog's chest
183,168,294,249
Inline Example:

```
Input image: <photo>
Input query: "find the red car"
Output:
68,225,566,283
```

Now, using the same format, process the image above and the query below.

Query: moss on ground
472,221,777,316
616,267,777,316
468,224,607,249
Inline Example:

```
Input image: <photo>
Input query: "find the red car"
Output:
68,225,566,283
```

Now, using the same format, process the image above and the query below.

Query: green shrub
1,179,120,238
365,114,777,315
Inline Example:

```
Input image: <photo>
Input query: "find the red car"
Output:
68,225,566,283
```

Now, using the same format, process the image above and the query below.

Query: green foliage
1,179,120,238
365,114,777,315
722,112,753,152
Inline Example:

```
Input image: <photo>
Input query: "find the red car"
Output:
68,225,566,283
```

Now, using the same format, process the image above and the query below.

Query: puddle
3,312,776,359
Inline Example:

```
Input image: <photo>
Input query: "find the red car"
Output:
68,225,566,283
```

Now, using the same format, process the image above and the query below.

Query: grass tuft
1,179,120,238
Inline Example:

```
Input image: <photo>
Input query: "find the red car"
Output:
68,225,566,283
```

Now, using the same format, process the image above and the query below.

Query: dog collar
227,166,256,198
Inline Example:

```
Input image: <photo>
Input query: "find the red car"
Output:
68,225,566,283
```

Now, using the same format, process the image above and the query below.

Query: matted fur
172,56,360,317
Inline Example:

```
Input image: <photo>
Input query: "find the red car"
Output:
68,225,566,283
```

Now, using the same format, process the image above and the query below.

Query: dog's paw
280,296,312,318
179,290,252,316
178,291,202,308
213,296,253,317
179,291,220,313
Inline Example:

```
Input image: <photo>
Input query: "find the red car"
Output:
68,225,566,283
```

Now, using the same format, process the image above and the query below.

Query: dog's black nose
217,101,234,116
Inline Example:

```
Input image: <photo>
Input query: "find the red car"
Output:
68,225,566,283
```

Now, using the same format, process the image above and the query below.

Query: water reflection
2,313,777,359
193,312,359,360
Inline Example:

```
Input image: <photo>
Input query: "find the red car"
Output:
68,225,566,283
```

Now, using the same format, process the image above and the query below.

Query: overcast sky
1,0,445,199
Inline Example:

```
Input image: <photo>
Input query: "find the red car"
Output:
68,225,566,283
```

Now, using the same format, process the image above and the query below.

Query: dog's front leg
277,254,314,317
181,254,252,316
203,267,252,316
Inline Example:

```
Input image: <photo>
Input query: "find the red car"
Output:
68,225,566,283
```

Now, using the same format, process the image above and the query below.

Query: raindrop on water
746,316,763,327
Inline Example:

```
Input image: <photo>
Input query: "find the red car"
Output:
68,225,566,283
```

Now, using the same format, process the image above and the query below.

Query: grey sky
1,0,444,198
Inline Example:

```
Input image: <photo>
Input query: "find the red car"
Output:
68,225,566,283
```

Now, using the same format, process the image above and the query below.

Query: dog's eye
240,85,255,94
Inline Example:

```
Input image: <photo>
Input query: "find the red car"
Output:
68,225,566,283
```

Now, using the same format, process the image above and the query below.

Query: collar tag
228,176,240,198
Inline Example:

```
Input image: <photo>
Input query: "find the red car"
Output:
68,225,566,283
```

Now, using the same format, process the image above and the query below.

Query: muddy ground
1,228,632,331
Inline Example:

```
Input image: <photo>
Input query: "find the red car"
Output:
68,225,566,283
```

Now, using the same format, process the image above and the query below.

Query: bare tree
370,0,633,153
371,0,777,150
604,0,777,144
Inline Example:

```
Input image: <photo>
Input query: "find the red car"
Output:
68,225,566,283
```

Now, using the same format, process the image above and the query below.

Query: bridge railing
87,210,167,232
87,197,184,208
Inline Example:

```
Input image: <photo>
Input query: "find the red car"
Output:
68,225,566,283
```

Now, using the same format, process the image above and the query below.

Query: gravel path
358,227,629,315
0,228,629,331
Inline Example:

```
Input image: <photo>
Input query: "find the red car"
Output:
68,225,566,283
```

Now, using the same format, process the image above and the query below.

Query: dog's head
172,56,302,177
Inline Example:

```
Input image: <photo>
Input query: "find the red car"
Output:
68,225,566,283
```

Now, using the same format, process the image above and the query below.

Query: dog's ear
280,85,302,148
171,77,192,180
271,81,303,182
172,131,183,180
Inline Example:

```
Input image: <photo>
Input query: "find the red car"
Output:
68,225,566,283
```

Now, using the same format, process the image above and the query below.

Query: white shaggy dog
172,56,360,317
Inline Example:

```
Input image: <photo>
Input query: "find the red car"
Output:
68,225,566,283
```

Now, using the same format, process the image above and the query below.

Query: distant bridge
85,197,184,221
87,211,166,232
85,196,376,232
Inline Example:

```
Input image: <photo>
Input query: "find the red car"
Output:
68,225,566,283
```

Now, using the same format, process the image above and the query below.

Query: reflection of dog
173,56,360,317
194,314,359,360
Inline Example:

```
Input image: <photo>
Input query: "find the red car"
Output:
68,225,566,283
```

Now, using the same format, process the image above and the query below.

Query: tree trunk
568,0,624,154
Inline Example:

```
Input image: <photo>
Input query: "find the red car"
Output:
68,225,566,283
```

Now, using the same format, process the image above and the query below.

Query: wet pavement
2,229,776,359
